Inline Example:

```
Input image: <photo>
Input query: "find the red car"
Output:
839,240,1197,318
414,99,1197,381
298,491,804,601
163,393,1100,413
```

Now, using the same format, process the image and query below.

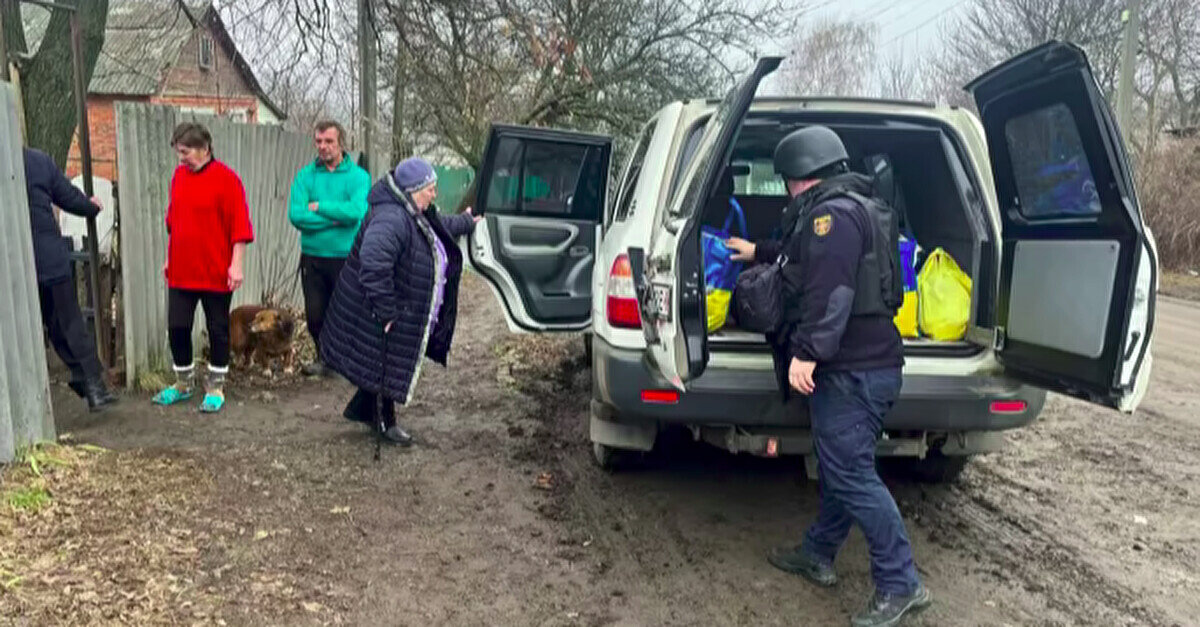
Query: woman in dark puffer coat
319,157,479,444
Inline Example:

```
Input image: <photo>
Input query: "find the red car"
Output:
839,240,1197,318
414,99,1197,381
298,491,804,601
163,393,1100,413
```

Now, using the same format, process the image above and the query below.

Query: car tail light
990,400,1027,414
641,389,680,404
607,254,641,329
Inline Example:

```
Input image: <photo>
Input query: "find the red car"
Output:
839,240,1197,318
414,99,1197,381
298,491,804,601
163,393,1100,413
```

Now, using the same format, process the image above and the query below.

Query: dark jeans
167,288,233,368
300,254,346,356
344,388,396,429
38,278,103,390
801,367,921,595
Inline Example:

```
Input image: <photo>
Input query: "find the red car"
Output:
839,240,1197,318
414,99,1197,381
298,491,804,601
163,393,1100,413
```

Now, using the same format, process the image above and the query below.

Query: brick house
23,0,287,181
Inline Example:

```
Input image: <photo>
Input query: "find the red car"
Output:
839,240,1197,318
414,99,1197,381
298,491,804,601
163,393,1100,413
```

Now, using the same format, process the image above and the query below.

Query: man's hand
464,207,483,224
227,264,244,291
726,237,756,262
308,201,319,212
788,357,817,395
90,196,103,211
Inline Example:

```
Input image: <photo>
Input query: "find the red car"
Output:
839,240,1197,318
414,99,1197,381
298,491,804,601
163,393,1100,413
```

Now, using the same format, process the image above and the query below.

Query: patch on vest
813,214,833,237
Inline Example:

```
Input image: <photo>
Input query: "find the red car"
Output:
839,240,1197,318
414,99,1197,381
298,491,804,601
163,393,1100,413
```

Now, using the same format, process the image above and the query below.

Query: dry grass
1139,138,1200,271
1161,272,1200,301
0,442,232,624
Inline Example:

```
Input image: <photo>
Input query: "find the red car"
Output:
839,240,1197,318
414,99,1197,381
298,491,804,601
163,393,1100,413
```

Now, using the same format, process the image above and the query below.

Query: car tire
895,452,970,484
591,441,644,472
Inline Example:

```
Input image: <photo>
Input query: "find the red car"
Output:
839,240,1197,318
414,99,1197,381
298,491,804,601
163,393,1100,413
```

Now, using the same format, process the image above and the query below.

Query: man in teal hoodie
288,120,372,376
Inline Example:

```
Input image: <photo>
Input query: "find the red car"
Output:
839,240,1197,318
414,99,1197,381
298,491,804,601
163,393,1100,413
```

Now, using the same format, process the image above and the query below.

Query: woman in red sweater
152,122,254,412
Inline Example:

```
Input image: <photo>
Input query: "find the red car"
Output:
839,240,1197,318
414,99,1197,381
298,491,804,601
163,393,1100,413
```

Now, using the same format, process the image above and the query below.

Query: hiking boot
767,544,837,587
851,585,931,627
302,360,329,377
68,380,87,398
84,379,117,412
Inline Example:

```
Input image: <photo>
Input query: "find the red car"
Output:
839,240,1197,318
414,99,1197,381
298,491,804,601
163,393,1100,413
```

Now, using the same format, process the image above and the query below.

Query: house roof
22,0,286,120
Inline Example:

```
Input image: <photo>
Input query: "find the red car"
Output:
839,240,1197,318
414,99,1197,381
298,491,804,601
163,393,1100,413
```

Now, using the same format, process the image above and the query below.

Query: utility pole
357,0,378,176
1116,0,1142,133
0,3,9,82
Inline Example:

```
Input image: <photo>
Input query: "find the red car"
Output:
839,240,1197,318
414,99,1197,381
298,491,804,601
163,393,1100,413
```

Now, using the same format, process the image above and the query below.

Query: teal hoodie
288,154,372,257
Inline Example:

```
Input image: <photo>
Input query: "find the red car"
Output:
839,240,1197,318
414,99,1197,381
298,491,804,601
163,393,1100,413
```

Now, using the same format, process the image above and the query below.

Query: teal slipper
152,386,193,406
199,392,225,413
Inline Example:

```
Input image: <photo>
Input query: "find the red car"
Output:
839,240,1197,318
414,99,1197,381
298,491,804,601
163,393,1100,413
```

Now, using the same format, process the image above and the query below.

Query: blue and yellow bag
701,198,747,332
894,234,920,337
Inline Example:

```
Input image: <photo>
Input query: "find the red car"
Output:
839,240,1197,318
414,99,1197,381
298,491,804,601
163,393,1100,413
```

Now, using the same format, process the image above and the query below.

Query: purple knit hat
392,157,437,193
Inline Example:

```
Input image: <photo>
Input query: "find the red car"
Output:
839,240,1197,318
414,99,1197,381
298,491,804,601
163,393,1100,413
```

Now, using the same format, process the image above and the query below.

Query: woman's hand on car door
726,237,756,262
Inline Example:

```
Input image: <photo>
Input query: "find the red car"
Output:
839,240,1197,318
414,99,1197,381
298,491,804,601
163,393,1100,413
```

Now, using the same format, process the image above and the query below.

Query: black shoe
302,361,328,377
380,424,413,446
851,585,931,627
68,380,87,398
84,380,117,412
767,544,837,587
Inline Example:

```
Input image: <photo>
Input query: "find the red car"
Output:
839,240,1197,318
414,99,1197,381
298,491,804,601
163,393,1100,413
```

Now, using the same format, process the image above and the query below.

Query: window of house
199,36,215,70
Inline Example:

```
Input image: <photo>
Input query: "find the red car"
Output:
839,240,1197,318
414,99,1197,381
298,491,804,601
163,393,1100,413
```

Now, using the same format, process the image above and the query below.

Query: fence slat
1,83,55,462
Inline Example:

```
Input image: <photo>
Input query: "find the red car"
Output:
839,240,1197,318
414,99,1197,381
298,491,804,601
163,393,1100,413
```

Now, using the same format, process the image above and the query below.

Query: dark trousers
167,288,233,368
300,254,346,356
344,388,396,429
38,278,103,389
802,368,921,596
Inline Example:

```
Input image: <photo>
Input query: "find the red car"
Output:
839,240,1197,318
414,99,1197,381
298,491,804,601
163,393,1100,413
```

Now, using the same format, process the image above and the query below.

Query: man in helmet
727,126,929,627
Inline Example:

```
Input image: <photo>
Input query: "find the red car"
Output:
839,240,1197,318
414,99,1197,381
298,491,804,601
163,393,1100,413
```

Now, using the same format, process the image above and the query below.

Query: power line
883,0,969,46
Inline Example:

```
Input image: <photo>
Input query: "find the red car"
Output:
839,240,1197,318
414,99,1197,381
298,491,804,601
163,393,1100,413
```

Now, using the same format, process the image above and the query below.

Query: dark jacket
22,148,100,285
754,173,903,397
319,177,476,404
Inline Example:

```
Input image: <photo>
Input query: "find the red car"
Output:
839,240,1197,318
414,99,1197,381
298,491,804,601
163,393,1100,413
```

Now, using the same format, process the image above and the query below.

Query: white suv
466,41,1157,481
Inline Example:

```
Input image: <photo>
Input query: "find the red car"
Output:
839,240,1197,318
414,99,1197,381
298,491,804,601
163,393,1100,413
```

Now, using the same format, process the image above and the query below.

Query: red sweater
165,159,254,292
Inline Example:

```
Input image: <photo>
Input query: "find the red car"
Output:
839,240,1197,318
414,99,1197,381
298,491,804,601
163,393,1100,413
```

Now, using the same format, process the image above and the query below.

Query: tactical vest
791,187,902,317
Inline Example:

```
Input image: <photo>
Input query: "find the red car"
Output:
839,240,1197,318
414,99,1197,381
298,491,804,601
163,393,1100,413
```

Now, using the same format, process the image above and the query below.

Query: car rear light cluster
606,254,641,329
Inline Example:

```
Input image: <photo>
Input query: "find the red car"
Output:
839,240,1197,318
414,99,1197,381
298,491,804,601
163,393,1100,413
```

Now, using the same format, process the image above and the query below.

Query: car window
611,119,658,224
486,136,605,220
1004,103,1102,219
731,159,786,196
665,117,708,204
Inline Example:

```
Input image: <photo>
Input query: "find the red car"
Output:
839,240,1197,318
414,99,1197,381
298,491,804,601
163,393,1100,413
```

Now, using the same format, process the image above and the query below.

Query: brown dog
229,305,296,375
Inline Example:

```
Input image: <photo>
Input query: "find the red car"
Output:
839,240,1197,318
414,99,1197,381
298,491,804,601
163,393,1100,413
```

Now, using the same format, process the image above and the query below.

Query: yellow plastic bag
706,289,732,333
917,248,972,341
893,291,919,338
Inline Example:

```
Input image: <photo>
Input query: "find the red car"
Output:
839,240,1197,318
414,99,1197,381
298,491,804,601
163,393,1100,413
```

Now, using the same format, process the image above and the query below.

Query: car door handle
568,245,589,258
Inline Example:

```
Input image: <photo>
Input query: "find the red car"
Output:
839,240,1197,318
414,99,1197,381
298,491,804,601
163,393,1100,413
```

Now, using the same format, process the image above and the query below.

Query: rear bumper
591,336,1046,433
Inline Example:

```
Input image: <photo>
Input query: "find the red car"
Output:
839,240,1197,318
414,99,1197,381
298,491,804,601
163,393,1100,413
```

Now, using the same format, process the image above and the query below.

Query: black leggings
344,389,396,429
168,288,233,368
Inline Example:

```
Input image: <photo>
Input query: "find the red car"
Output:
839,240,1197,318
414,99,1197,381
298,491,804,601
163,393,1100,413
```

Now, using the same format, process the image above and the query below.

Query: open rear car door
629,57,782,389
467,125,611,332
966,41,1157,412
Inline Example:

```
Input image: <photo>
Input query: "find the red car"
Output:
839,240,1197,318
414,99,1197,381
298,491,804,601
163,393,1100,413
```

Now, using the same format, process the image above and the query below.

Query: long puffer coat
319,176,476,403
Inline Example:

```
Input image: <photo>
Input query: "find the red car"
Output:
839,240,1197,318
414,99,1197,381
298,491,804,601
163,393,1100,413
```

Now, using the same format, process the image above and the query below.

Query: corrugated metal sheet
0,84,55,463
116,102,314,386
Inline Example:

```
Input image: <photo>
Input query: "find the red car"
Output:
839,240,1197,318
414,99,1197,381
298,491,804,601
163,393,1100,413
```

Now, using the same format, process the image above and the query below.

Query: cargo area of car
700,112,994,355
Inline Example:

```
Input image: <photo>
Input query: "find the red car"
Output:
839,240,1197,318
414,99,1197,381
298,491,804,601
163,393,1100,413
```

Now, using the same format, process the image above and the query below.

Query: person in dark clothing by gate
319,157,479,445
21,147,116,412
727,126,931,627
288,120,372,377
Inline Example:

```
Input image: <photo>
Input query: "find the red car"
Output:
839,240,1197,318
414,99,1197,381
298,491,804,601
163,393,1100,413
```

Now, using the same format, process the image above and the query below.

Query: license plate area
649,283,673,323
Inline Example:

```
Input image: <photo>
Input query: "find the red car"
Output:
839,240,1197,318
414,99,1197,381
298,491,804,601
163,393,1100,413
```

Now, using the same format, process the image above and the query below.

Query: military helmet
773,125,849,180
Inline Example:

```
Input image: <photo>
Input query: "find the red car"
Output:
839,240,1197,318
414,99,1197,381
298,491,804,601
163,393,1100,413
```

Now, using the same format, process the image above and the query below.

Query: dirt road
6,278,1197,626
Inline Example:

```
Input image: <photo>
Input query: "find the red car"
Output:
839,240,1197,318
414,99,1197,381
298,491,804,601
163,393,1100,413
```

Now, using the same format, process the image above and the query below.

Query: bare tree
779,19,877,97
933,0,1125,109
378,0,801,169
1,0,109,166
